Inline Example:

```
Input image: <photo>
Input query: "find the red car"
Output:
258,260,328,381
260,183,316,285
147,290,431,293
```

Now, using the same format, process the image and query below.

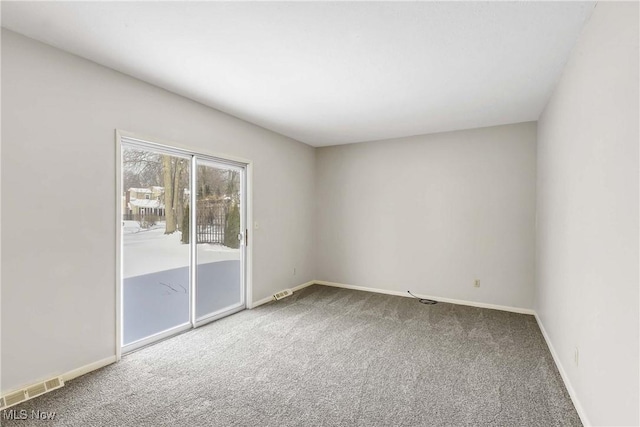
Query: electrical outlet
474,279,480,288
574,347,579,367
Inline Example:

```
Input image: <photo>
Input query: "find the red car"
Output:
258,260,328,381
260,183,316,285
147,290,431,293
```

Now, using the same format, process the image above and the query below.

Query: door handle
237,230,248,246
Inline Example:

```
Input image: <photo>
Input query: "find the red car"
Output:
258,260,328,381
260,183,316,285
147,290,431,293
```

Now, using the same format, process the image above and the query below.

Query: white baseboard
250,280,316,309
249,295,273,309
314,280,535,315
252,280,534,315
292,280,315,292
1,355,117,397
534,314,590,426
62,356,117,382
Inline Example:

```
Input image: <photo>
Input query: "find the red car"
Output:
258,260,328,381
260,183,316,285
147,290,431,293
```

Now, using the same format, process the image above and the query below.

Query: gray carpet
2,285,581,426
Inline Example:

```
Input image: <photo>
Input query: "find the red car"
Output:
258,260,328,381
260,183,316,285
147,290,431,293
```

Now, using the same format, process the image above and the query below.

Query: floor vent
0,377,64,410
2,391,27,409
44,378,63,390
273,289,293,300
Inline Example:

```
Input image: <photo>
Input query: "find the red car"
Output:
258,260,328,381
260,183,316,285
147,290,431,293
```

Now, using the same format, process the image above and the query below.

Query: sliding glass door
120,137,247,353
195,160,245,324
121,146,192,350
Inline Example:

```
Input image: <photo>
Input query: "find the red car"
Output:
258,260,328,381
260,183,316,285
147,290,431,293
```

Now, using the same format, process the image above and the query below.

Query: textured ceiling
2,2,595,146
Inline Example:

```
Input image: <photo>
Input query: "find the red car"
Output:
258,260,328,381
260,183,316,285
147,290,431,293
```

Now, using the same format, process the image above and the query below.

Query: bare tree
197,165,228,200
174,158,187,233
162,155,177,234
123,148,188,235
122,149,161,189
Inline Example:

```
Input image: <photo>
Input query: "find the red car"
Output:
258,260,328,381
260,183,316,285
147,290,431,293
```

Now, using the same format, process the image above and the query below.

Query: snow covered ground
123,260,240,345
122,221,242,345
123,221,240,278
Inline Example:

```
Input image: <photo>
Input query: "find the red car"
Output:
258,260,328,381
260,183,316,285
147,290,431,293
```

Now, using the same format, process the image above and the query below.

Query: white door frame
115,129,253,361
192,157,247,327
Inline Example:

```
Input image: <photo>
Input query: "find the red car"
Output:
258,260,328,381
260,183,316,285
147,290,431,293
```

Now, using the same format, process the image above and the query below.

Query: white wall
316,122,537,309
0,29,316,393
536,2,639,426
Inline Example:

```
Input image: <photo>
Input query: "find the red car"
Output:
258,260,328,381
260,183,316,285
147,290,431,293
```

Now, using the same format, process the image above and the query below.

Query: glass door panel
122,146,191,348
195,160,244,322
